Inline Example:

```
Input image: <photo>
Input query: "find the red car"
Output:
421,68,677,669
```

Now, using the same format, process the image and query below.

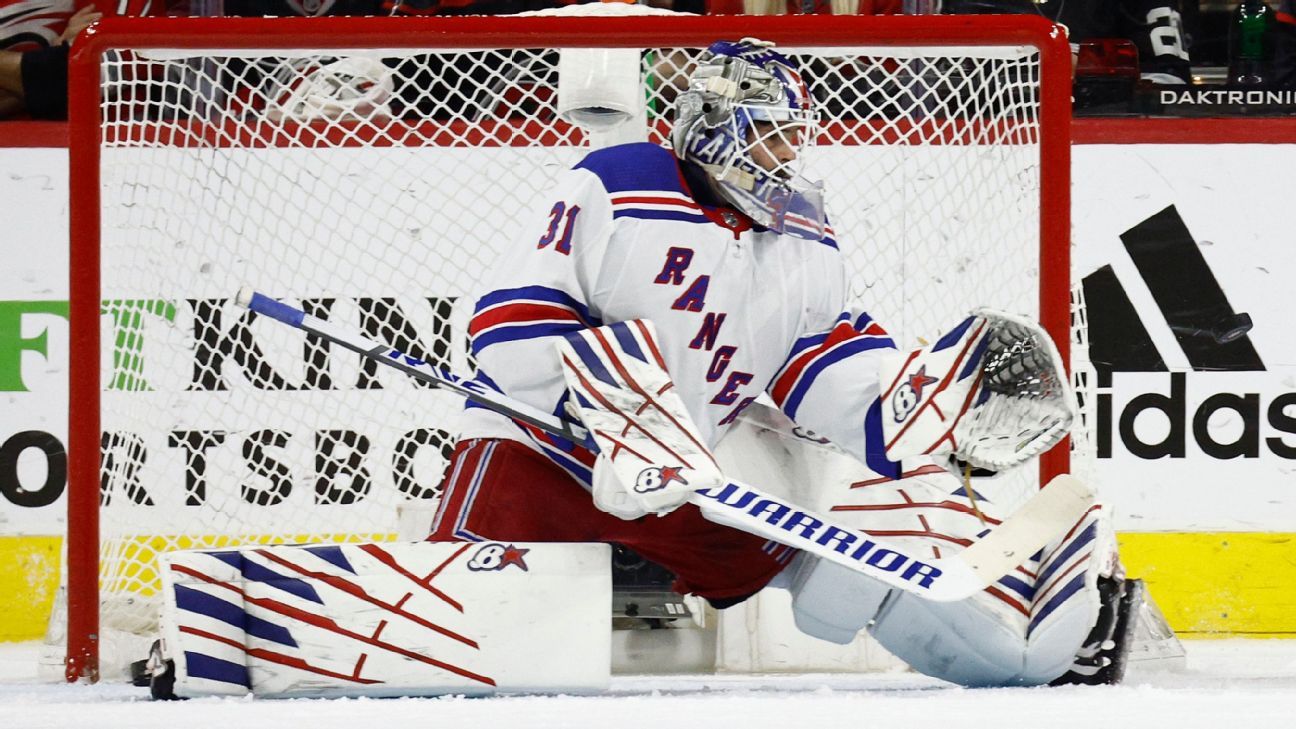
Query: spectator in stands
0,2,100,119
0,1,184,120
941,0,1192,85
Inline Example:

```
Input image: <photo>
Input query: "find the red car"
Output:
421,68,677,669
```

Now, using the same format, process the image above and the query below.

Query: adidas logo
1082,205,1295,461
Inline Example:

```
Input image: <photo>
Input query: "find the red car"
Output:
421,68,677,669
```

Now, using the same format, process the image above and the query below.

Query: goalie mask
671,39,826,239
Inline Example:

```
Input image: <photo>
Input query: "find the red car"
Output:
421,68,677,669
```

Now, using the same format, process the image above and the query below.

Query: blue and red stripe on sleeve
468,285,602,355
768,312,895,419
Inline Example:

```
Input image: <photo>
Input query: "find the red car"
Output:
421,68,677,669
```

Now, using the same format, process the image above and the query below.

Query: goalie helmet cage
65,14,1072,682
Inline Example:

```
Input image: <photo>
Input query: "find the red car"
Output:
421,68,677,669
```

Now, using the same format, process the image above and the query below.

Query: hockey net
65,9,1073,680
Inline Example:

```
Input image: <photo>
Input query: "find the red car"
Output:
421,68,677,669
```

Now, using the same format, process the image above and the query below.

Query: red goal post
66,13,1072,682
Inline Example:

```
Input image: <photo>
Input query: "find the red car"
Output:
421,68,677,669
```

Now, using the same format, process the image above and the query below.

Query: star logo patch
907,366,938,399
658,466,688,487
467,543,531,572
498,544,530,571
891,365,939,423
635,465,689,493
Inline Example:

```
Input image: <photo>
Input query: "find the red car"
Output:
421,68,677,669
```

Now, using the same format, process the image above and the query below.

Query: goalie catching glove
556,320,724,520
879,309,1077,472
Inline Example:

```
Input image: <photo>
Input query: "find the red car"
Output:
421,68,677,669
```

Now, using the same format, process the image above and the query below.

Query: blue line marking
933,316,975,353
303,545,357,574
1029,572,1087,635
563,332,619,387
184,652,250,689
174,585,298,648
610,321,647,363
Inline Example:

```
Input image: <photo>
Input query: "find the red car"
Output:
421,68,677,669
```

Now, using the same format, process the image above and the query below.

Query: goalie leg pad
782,496,1108,686
867,507,1106,687
846,579,1098,687
157,541,611,698
782,552,1051,685
782,552,1052,685
871,589,1042,687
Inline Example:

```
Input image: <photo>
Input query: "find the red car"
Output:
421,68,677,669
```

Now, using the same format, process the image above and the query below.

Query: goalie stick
237,288,596,449
236,288,1094,603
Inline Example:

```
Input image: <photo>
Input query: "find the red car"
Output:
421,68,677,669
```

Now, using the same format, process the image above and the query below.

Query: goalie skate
1049,577,1146,686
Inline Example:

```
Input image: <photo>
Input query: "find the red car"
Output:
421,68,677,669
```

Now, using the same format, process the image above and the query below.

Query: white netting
77,15,1065,673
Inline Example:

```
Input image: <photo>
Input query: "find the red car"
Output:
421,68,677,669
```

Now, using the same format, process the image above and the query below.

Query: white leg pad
783,499,1108,686
158,541,610,698
787,554,1098,687
869,588,1091,687
782,551,1030,680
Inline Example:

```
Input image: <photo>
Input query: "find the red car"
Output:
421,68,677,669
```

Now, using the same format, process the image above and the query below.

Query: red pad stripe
879,348,923,400
253,549,478,648
830,500,1003,526
172,563,496,686
595,428,655,465
918,368,985,457
632,319,669,370
858,529,974,548
849,464,949,488
984,586,1030,617
561,353,695,467
587,328,715,465
179,625,382,685
423,542,474,582
1058,504,1102,546
256,593,495,685
358,544,463,613
1034,551,1091,608
887,321,987,450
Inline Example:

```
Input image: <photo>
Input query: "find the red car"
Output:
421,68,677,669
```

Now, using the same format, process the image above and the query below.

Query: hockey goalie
156,38,1150,697
431,38,1142,688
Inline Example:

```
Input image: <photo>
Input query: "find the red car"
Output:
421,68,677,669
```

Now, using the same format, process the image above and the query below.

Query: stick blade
958,474,1096,584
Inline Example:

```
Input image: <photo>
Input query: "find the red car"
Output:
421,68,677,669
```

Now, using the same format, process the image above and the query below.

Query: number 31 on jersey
538,201,581,255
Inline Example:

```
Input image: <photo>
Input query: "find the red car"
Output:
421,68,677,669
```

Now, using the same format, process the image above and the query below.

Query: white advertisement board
1,147,69,535
1073,146,1296,531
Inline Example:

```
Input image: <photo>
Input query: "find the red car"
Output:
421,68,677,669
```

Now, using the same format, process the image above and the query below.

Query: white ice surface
3,639,1295,729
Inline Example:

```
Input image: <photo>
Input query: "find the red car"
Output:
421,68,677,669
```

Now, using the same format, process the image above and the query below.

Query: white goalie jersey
460,142,905,483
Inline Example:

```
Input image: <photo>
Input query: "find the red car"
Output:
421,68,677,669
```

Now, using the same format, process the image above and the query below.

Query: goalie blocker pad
156,541,610,698
557,319,725,520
